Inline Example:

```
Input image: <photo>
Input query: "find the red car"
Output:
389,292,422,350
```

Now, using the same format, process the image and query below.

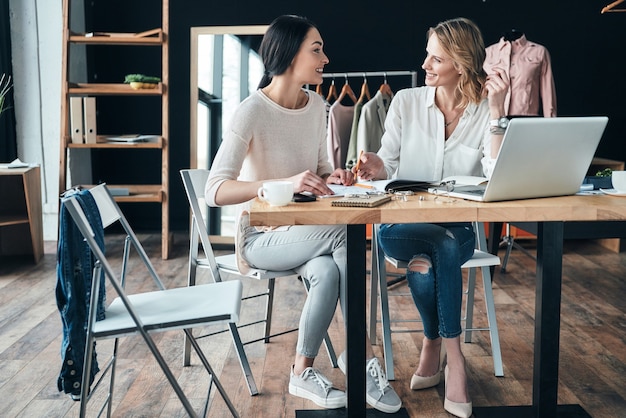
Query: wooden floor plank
0,233,625,417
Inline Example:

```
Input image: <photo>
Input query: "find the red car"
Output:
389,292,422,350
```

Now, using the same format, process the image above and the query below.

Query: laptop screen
442,116,609,202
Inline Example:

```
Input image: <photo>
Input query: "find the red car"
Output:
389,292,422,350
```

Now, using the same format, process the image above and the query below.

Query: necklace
444,112,461,127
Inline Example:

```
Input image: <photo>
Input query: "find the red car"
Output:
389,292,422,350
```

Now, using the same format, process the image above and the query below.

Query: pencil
354,183,375,189
354,150,364,174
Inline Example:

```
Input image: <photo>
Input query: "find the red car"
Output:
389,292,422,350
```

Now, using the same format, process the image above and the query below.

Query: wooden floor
1,232,625,417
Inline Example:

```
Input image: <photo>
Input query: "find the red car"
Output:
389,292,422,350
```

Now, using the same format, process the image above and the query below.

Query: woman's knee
408,255,432,274
300,256,341,289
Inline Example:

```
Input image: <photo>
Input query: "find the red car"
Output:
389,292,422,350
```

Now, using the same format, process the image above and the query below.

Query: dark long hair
257,15,318,89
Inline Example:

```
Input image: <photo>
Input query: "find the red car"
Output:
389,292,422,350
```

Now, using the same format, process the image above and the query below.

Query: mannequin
484,31,556,117
503,29,523,42
484,29,558,268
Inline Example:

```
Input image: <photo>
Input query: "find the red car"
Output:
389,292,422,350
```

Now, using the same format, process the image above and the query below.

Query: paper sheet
0,158,32,169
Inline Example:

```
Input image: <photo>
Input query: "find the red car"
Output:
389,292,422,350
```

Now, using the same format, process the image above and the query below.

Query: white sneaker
288,365,346,409
366,358,402,413
337,352,402,413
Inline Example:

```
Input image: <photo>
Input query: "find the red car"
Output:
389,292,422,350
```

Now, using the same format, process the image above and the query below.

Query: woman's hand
485,67,509,117
353,152,385,180
288,170,335,196
326,168,355,186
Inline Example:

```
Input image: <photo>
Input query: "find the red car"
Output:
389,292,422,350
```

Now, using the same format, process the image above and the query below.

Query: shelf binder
331,194,391,208
83,97,97,144
69,97,84,144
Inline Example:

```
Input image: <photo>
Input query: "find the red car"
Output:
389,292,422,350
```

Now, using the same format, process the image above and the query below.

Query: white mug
257,181,294,206
611,171,626,193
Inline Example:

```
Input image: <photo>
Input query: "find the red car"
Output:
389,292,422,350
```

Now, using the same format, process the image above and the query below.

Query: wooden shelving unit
59,0,170,258
67,83,164,95
0,166,44,263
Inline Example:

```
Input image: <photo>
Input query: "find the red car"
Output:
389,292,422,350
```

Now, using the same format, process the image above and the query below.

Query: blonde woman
355,17,509,418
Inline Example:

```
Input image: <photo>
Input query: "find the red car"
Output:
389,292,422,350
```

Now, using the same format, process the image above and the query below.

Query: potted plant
0,73,12,118
583,167,613,190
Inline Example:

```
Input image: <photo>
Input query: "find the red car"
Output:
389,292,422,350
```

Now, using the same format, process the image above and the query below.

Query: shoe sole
366,394,402,414
288,383,346,409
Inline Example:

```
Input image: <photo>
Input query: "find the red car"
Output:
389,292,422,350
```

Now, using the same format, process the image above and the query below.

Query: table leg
474,221,590,418
534,221,563,414
345,224,367,415
296,224,367,417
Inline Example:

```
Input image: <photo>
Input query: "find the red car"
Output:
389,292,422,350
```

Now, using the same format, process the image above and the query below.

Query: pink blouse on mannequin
484,34,557,117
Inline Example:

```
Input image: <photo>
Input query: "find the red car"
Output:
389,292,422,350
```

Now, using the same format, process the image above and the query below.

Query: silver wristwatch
489,116,510,129
489,116,509,134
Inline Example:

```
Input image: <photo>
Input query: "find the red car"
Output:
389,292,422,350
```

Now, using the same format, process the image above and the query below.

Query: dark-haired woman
205,15,401,413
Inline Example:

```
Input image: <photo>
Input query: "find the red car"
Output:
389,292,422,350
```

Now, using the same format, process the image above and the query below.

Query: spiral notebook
331,194,392,208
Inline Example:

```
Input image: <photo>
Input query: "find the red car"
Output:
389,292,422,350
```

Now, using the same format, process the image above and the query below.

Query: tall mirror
190,25,268,236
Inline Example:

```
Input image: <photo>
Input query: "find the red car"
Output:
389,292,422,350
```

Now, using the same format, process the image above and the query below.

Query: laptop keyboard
459,188,485,196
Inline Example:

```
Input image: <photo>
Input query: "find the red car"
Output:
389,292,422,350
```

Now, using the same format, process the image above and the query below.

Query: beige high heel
410,340,446,390
443,365,472,418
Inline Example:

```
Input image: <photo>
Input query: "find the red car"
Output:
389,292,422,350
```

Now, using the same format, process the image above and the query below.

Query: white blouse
377,86,496,181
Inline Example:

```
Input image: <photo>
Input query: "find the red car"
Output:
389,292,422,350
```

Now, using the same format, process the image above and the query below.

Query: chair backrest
468,222,500,268
180,169,224,283
180,169,301,283
89,183,120,227
62,184,165,292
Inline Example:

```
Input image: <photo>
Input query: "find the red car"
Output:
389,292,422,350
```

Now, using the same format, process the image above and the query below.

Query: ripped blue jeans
378,223,475,339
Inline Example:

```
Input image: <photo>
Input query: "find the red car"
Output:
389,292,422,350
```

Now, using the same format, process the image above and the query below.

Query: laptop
430,116,609,202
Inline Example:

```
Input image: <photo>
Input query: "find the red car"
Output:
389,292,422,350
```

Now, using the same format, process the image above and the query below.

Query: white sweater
205,89,332,217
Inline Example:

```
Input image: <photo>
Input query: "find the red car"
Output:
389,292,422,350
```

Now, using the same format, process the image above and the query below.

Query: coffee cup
257,181,294,206
611,171,626,193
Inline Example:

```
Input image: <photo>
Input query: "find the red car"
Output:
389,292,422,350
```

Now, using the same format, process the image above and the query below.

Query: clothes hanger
326,78,338,103
357,74,371,104
379,72,394,98
336,74,357,104
601,0,626,13
316,82,324,97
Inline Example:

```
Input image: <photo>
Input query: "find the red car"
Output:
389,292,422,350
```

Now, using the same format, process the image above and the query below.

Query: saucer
600,188,626,196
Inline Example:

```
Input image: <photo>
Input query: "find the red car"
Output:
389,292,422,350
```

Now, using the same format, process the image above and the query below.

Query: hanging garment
356,89,393,155
345,101,365,169
327,101,355,169
56,188,106,398
484,34,557,117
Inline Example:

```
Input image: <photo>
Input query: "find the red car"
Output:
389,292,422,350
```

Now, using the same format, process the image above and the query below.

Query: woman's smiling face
421,33,461,88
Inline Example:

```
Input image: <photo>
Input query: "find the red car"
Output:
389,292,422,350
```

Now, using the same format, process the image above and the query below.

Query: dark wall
93,1,626,230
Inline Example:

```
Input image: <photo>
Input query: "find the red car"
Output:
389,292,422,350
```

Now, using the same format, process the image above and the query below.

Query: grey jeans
242,224,347,358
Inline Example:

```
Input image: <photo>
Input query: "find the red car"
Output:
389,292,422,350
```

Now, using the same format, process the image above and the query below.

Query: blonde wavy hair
427,18,486,108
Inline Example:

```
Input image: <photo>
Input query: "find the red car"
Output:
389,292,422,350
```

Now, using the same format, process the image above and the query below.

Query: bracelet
489,126,506,135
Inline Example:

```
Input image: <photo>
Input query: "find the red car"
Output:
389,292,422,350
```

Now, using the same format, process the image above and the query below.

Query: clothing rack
321,70,418,87
320,70,418,172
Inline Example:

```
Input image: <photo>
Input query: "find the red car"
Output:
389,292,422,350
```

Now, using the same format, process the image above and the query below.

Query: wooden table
249,192,626,417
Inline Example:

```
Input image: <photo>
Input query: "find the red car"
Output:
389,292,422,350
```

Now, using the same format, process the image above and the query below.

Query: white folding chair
369,222,504,380
60,184,241,417
180,169,337,396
